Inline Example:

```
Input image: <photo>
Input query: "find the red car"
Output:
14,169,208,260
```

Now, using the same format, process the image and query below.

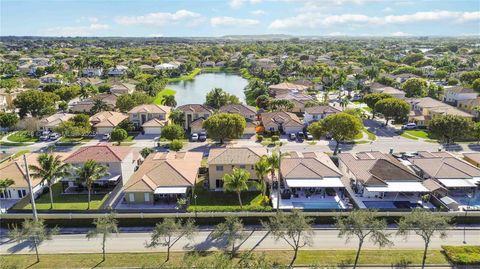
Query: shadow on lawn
90,259,104,269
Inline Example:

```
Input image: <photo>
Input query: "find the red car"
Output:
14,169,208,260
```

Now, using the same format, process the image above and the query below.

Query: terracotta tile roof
281,152,342,179
463,153,480,164
208,147,267,165
305,105,341,115
409,156,480,179
276,92,314,103
64,145,134,163
260,111,303,127
142,118,167,127
219,104,257,118
90,111,128,127
123,151,202,192
268,82,309,91
40,113,75,127
445,86,476,94
177,104,213,114
128,104,171,114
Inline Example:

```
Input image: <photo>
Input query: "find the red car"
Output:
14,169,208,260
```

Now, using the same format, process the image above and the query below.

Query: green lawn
364,128,377,140
187,179,271,212
11,150,30,159
0,249,449,268
400,133,419,140
153,88,177,105
167,68,201,82
16,183,109,210
442,245,480,265
404,130,431,139
7,131,38,143
58,136,91,143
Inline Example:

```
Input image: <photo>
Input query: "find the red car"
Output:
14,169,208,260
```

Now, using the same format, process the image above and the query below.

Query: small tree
140,147,155,158
86,213,119,261
363,93,392,118
263,210,313,267
203,113,246,144
75,160,109,209
9,219,58,263
397,209,451,269
146,218,197,262
222,168,252,208
170,139,184,151
428,115,472,145
402,78,428,97
322,112,363,155
211,216,246,258
307,121,325,140
161,124,185,140
335,209,392,269
0,112,19,130
110,128,128,145
374,98,410,125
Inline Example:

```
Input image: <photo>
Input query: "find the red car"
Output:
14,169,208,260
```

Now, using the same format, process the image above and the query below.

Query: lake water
167,72,248,106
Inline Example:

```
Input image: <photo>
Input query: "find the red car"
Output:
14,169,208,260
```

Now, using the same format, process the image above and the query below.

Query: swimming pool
363,201,421,209
291,201,342,209
458,193,480,206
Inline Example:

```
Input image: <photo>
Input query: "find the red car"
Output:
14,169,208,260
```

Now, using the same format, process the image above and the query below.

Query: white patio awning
98,175,121,182
154,187,187,194
286,177,344,188
365,181,429,192
438,178,477,188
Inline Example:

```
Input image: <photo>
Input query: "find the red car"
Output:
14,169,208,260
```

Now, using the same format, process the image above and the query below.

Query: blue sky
1,0,479,37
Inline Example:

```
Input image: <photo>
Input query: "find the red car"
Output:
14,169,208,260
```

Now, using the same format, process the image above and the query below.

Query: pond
167,72,248,106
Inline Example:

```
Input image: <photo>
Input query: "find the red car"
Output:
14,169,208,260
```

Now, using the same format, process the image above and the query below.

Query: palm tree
223,168,252,209
169,109,185,126
254,156,271,198
0,178,14,196
266,152,281,182
161,95,177,107
76,160,109,210
29,153,71,209
91,99,109,114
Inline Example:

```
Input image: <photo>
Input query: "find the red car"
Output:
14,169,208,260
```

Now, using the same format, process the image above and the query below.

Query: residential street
1,229,479,254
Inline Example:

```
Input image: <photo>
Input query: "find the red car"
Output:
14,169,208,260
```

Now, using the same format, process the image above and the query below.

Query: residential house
369,83,406,99
443,86,477,106
77,77,103,87
155,62,180,70
201,61,215,67
207,147,267,190
0,87,26,111
63,145,141,189
408,151,480,209
40,74,63,84
177,104,213,131
463,153,480,168
338,151,434,210
128,104,171,135
70,93,119,113
110,82,136,95
390,73,420,83
82,67,103,77
260,111,304,134
268,82,309,96
122,151,202,205
107,65,128,76
254,58,278,71
38,112,75,132
90,111,129,135
304,105,341,124
407,97,473,127
138,65,155,74
457,97,480,117
275,151,350,210
276,92,315,112
219,104,258,134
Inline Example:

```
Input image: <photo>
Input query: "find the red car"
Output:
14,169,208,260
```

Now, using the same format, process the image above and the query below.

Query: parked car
49,133,60,140
199,132,207,142
39,134,49,141
85,132,96,138
191,133,199,142
297,132,305,139
305,132,313,140
402,123,417,130
102,133,111,140
289,133,296,140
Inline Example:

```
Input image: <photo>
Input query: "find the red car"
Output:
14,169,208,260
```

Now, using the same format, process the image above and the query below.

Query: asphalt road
1,229,479,254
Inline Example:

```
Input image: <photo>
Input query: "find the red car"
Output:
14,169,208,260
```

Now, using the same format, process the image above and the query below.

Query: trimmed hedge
187,205,272,212
442,245,480,265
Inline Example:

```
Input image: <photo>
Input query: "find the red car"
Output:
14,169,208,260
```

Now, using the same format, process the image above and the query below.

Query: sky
1,0,479,37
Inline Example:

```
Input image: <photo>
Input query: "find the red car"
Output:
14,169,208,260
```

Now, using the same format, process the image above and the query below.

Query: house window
129,193,135,202
17,190,23,198
22,190,26,197
240,165,246,169
216,165,223,171
144,193,150,202
216,179,224,189
132,114,138,118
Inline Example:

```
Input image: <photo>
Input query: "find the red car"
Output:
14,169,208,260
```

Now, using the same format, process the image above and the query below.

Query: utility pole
276,150,281,213
24,154,38,221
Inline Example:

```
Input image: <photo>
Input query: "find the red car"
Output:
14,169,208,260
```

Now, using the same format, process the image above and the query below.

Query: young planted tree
222,168,252,209
146,218,197,262
75,160,109,209
86,213,119,261
397,209,452,269
335,209,392,269
263,210,314,267
169,139,184,152
110,128,128,145
9,219,58,263
28,153,71,209
211,216,246,258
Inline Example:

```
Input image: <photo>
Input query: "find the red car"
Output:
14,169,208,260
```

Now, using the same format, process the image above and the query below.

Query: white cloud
229,0,262,8
390,31,411,36
115,10,201,26
269,10,480,29
42,24,110,36
251,9,266,16
211,16,260,27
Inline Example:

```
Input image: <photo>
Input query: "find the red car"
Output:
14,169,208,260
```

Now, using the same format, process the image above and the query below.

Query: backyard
187,179,271,212
153,88,176,105
14,183,109,210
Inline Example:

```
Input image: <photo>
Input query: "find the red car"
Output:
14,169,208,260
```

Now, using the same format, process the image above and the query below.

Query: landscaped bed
187,180,271,212
442,245,480,265
14,183,109,210
0,249,450,268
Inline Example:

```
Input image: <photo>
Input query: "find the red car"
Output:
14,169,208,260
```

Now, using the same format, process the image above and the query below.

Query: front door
141,114,147,124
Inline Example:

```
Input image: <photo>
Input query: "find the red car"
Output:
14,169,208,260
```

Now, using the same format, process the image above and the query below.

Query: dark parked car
199,132,207,142
289,133,296,140
305,132,313,140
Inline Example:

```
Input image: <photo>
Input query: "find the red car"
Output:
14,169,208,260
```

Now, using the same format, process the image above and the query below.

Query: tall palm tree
76,160,109,210
29,153,71,209
266,152,281,181
254,156,271,198
0,178,14,196
223,168,252,209
161,95,177,107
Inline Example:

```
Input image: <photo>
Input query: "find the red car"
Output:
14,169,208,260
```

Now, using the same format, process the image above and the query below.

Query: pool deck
271,191,350,210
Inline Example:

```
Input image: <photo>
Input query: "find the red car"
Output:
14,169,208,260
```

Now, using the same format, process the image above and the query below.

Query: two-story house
443,86,477,106
268,82,309,96
219,104,258,135
407,97,473,126
304,105,341,124
38,112,75,132
276,92,315,112
369,82,406,99
107,65,128,76
89,111,129,135
260,111,304,134
207,147,267,190
82,67,103,77
128,104,171,135
177,104,213,132
110,82,136,95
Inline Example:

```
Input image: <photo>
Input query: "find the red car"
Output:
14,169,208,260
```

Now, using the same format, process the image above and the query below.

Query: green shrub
442,245,480,265
187,205,272,212
271,135,279,142
256,134,264,142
